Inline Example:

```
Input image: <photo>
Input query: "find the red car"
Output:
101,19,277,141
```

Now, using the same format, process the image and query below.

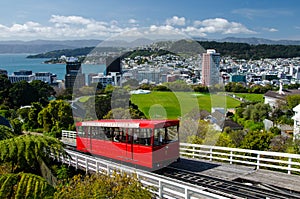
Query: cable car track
156,166,300,199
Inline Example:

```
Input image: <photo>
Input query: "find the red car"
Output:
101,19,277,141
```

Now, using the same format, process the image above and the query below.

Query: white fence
60,149,227,199
180,143,300,175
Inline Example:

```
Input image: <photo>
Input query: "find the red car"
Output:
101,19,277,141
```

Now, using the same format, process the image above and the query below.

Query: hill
0,40,102,53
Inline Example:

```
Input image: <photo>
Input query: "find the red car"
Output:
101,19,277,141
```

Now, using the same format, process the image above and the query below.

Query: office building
0,69,8,75
105,56,122,75
35,72,57,84
91,73,113,88
201,49,220,86
8,70,35,83
65,57,85,89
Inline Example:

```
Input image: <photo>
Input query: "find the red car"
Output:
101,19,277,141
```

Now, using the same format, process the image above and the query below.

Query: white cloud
49,15,92,25
264,28,278,32
192,18,256,34
0,15,255,40
166,16,186,26
128,18,138,24
181,26,207,37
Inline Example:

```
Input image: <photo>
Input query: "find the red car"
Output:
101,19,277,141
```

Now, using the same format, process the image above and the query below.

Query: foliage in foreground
0,134,66,173
0,172,55,199
54,171,153,199
0,125,16,141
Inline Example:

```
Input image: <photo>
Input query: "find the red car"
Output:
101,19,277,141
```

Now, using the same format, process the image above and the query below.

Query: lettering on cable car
81,121,140,128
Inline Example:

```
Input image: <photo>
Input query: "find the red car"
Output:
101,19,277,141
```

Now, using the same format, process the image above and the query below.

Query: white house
292,104,300,140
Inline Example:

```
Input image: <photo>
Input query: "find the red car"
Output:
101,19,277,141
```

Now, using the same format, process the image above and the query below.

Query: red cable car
71,119,180,170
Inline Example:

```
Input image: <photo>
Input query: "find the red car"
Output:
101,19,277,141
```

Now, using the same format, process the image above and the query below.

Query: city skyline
0,0,299,41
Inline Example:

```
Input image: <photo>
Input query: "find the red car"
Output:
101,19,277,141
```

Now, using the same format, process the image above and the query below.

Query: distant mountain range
217,37,300,45
0,37,300,54
0,39,102,54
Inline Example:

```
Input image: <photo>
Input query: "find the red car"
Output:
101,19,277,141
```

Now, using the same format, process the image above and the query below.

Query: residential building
264,83,300,109
292,104,300,140
201,49,220,86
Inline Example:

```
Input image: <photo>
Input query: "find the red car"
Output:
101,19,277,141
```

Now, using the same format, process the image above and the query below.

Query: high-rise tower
201,49,220,86
65,57,85,89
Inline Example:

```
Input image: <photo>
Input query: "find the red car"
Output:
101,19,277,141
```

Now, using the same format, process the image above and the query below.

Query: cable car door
126,129,134,160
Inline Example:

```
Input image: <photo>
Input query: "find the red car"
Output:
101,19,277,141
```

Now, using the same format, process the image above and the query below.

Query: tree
38,100,74,137
0,75,12,105
286,94,300,110
54,172,152,199
269,135,291,152
104,107,145,119
27,102,43,130
163,80,192,92
8,81,39,108
122,79,139,89
241,130,275,151
216,133,235,147
94,95,112,119
30,80,55,105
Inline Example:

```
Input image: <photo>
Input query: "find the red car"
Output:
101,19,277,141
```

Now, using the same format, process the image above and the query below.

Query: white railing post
75,155,78,170
230,151,233,164
192,146,195,159
107,165,110,175
85,159,88,173
209,148,213,161
185,187,188,199
256,154,260,170
288,157,292,175
96,161,99,173
158,180,162,198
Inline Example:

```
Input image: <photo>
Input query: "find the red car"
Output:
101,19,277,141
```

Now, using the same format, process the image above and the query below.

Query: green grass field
233,93,264,102
130,91,241,119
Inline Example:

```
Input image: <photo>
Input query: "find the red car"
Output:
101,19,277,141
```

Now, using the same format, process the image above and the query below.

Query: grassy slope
131,92,241,119
233,93,264,102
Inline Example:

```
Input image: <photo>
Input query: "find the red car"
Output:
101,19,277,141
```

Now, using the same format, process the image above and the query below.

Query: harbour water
0,54,106,80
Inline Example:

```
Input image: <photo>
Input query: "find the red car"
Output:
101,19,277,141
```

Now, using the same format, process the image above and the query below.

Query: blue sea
0,54,105,80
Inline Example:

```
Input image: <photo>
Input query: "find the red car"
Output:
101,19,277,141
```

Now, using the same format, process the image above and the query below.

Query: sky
0,0,299,41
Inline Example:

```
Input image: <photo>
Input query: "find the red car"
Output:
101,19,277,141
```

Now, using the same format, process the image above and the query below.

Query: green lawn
131,92,241,119
233,93,264,102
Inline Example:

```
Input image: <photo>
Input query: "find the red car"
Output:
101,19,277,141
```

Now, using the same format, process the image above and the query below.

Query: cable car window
77,126,85,137
138,129,151,146
113,128,125,142
166,126,178,142
104,127,113,140
91,126,98,139
127,129,133,143
154,128,165,146
133,129,139,144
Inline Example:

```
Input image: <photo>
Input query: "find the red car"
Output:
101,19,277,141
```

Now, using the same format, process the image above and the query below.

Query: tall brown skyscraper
65,57,85,89
201,49,220,86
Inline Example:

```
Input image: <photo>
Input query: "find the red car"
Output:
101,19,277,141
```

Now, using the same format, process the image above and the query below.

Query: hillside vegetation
27,40,300,60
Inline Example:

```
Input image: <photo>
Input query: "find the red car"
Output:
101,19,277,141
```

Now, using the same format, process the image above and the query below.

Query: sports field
233,93,264,102
130,91,241,119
